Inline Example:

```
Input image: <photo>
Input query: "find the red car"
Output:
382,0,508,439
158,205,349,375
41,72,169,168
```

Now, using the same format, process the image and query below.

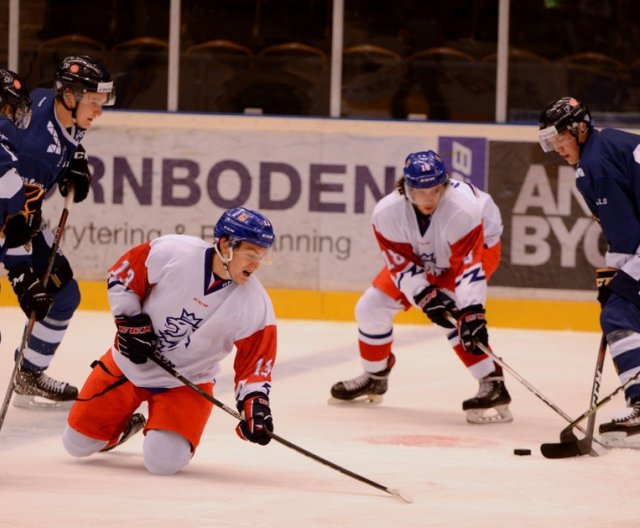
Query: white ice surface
0,307,638,528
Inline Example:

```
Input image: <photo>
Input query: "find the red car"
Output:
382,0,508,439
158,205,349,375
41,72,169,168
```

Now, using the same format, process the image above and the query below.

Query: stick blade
388,488,414,504
540,441,585,459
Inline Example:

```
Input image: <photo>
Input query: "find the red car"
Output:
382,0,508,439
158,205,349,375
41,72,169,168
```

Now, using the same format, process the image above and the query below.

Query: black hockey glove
59,144,91,203
235,392,273,446
2,184,44,248
457,304,489,355
115,313,157,364
8,264,53,321
595,267,617,307
413,285,457,329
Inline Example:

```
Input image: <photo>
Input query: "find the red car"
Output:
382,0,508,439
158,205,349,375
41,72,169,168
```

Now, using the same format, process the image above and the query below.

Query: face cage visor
538,126,576,153
8,100,32,129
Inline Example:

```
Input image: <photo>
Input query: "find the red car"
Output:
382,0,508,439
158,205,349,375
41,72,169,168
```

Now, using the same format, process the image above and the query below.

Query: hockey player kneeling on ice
62,207,277,474
539,97,640,447
330,151,512,424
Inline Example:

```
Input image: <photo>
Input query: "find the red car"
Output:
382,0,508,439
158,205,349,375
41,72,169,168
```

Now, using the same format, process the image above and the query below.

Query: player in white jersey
62,207,278,475
331,150,512,423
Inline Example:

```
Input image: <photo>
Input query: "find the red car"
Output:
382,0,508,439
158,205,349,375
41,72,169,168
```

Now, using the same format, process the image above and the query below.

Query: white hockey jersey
372,181,503,309
107,234,277,403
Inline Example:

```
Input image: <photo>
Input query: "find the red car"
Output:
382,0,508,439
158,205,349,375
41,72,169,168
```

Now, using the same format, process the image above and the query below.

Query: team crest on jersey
157,309,203,351
46,121,61,154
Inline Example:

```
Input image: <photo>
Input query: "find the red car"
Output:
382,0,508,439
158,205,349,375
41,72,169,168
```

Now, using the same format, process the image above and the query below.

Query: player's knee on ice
143,430,192,475
62,424,108,456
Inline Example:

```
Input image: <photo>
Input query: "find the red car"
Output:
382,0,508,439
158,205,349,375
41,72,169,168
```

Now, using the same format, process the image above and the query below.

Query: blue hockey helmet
538,96,591,152
403,150,449,188
214,207,275,249
0,69,32,129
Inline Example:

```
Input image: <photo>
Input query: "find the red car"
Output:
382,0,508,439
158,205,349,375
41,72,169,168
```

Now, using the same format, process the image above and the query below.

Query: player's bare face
228,242,269,284
75,93,108,129
408,184,446,215
552,130,581,165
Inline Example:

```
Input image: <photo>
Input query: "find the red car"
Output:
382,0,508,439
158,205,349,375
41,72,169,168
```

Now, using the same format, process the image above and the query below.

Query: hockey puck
513,448,532,456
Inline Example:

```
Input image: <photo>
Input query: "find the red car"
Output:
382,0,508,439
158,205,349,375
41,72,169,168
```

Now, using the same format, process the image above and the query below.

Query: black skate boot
598,398,640,448
13,368,78,409
330,353,396,404
462,372,513,424
102,413,147,452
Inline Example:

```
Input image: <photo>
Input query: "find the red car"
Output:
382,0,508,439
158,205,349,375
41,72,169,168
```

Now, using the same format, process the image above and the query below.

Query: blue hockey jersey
0,117,26,222
577,127,640,272
16,88,85,192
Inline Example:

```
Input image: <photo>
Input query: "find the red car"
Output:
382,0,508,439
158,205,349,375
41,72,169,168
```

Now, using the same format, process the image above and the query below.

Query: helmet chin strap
214,243,235,280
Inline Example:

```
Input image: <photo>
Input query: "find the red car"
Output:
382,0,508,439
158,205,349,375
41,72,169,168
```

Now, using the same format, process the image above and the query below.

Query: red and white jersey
107,234,277,403
372,181,503,309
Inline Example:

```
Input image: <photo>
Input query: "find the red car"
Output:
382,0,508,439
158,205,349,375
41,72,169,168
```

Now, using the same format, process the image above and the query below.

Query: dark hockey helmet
214,207,275,249
403,150,449,189
0,68,32,129
55,55,115,106
538,97,591,152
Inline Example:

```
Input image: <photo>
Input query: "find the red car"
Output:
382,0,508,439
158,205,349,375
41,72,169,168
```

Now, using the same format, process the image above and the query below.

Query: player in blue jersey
0,69,30,250
3,56,114,408
0,69,53,320
539,97,640,446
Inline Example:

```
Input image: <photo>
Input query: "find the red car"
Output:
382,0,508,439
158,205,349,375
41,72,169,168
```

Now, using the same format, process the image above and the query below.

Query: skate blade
12,393,75,411
327,394,384,406
466,404,513,424
598,431,640,449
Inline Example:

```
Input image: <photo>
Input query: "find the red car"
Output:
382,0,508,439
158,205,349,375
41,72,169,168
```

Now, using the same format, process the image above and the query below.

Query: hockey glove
457,304,489,355
2,184,44,248
235,392,273,446
59,144,91,203
595,267,617,307
115,313,157,364
8,264,53,321
413,285,457,328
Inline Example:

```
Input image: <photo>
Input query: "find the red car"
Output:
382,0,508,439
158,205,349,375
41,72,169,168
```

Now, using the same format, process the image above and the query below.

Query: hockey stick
540,334,607,459
0,189,74,432
444,313,605,448
540,363,640,457
145,351,413,503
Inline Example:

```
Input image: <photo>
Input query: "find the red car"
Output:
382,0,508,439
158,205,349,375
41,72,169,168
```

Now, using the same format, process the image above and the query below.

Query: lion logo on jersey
157,309,203,351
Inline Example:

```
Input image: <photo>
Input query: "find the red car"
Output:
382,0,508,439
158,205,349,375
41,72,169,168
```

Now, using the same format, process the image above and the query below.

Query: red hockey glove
414,285,457,328
115,313,157,364
457,304,488,355
236,392,273,446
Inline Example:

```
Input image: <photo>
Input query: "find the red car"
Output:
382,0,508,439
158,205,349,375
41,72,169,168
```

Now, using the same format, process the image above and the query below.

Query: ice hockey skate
463,372,513,424
101,413,147,452
329,353,395,405
12,368,78,410
598,400,640,448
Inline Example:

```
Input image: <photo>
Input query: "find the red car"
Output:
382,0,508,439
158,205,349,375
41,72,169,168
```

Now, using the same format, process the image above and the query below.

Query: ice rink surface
0,307,639,528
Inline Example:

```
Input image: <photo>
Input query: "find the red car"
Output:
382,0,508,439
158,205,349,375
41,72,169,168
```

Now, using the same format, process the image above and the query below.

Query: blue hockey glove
3,184,44,248
8,264,53,321
595,267,617,307
413,285,457,328
115,313,157,364
236,392,273,446
59,145,91,203
457,304,488,355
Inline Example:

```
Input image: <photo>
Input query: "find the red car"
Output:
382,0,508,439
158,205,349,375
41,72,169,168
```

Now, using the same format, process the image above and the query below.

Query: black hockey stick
445,313,605,447
145,351,413,503
540,363,640,458
0,189,74,432
540,334,607,459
